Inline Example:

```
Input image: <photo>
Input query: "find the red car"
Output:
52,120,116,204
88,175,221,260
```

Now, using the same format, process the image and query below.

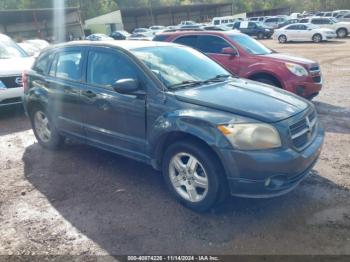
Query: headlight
285,63,308,77
218,123,281,150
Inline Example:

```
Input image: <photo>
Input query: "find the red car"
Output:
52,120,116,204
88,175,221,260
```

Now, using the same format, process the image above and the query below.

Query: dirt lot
0,38,350,257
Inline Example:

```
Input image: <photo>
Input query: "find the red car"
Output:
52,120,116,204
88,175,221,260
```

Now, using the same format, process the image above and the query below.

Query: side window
286,25,298,30
345,14,350,18
174,35,198,49
300,19,308,23
87,50,138,88
33,52,55,75
214,20,220,25
248,22,257,28
197,35,230,54
298,25,307,30
55,51,83,81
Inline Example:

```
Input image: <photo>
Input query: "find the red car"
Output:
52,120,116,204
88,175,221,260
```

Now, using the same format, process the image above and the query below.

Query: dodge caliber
23,41,324,211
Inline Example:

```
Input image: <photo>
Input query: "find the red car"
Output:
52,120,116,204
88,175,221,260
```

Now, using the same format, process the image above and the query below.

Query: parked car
263,16,288,29
233,21,274,39
249,17,265,22
110,30,130,40
149,25,166,35
18,42,41,57
156,31,322,99
278,19,300,28
23,39,50,50
132,28,153,37
275,23,337,43
202,25,231,31
337,13,350,22
128,33,153,41
23,40,324,212
212,16,236,26
179,21,197,26
85,34,113,41
0,34,34,107
299,17,350,38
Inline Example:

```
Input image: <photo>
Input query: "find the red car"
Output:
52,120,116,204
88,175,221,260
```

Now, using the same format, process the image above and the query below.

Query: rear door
47,47,86,137
81,47,147,158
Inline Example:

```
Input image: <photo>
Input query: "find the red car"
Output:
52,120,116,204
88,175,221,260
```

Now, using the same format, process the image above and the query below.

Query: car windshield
0,35,28,59
132,46,230,90
228,34,272,55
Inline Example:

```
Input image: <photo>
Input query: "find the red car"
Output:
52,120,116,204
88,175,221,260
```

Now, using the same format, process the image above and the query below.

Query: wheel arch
152,131,224,172
248,71,284,88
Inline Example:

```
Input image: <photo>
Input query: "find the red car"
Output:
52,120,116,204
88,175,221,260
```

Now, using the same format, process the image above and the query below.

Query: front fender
148,109,239,168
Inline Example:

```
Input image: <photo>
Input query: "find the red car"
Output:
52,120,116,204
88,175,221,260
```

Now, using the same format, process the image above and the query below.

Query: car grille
0,76,22,88
289,110,317,150
312,76,322,83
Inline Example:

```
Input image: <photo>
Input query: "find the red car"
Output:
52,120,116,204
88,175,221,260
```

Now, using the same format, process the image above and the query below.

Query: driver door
81,47,147,157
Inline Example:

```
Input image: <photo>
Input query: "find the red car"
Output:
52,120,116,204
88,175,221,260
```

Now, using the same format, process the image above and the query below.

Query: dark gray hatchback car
23,41,324,211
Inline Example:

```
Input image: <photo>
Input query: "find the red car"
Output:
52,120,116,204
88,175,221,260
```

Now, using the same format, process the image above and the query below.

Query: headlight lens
218,123,281,150
285,63,308,77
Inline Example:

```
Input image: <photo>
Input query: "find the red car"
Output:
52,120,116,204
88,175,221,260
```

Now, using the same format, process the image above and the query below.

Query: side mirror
113,79,140,94
221,47,238,56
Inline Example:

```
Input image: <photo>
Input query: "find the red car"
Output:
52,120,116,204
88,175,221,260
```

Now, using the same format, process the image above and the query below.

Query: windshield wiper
168,80,203,89
203,74,232,84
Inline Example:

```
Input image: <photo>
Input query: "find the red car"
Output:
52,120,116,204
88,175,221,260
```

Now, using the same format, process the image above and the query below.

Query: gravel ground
0,38,350,257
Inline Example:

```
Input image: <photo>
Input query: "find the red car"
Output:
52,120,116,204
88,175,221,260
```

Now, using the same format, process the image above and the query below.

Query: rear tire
30,107,65,150
278,35,287,43
162,140,227,212
336,28,348,38
312,34,322,43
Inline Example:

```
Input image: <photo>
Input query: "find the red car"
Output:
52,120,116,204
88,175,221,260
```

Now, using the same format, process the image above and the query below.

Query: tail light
22,71,28,91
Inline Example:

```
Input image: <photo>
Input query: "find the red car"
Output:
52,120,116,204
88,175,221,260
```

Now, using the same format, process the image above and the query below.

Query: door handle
83,90,97,99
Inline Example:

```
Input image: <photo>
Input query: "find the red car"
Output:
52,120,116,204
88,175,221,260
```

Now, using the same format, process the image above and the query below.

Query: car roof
156,30,242,37
47,40,177,52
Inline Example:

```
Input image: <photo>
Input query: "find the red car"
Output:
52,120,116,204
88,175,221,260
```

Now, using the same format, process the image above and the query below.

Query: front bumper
218,126,324,198
284,75,322,99
0,87,23,107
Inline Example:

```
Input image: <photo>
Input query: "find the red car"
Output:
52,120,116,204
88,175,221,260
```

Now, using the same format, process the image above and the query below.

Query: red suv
154,31,322,99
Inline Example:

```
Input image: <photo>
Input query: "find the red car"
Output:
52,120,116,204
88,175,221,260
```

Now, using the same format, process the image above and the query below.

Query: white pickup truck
300,17,350,38
0,34,34,108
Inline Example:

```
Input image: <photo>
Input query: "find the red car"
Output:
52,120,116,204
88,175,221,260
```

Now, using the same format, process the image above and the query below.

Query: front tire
278,35,287,43
162,140,226,212
30,107,64,150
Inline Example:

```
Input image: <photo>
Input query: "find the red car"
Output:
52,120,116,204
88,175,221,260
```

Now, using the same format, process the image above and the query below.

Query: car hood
0,57,34,76
261,53,315,65
174,78,309,123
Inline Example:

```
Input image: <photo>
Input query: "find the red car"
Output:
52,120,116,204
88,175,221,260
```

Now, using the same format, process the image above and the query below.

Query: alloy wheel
168,153,209,203
34,111,51,143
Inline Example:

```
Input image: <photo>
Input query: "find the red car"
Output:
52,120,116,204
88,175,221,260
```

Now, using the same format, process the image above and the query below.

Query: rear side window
299,19,309,23
344,14,350,18
52,51,83,81
33,52,55,75
153,35,169,42
197,35,230,54
87,50,138,88
286,25,298,30
174,35,198,49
